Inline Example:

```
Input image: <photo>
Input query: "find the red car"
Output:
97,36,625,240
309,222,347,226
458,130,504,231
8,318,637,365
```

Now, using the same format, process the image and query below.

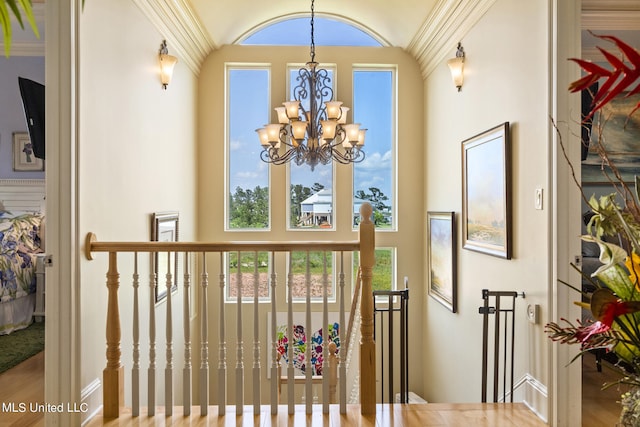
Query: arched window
240,17,383,47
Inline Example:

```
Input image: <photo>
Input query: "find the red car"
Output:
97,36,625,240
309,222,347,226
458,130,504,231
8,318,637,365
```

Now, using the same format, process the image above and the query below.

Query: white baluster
148,264,157,415
253,251,261,415
322,251,329,413
270,251,278,415
200,253,209,416
165,252,174,416
132,253,140,416
339,252,347,413
236,251,244,413
218,254,227,415
305,251,312,414
183,252,192,415
287,254,295,414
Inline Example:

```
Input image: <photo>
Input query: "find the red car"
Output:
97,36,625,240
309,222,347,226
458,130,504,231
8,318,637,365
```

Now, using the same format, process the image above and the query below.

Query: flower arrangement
545,33,640,426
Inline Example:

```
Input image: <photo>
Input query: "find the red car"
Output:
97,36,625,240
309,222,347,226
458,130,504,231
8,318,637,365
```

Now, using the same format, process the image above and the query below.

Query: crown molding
582,10,640,30
407,0,497,79
0,41,45,56
132,0,216,75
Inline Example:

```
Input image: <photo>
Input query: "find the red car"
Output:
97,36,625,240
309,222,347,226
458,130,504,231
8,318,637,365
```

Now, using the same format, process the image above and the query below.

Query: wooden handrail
85,233,360,260
85,202,376,417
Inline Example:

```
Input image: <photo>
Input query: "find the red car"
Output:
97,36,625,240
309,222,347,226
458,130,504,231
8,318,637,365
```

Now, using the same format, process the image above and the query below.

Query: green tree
290,184,313,226
229,185,269,228
355,187,390,225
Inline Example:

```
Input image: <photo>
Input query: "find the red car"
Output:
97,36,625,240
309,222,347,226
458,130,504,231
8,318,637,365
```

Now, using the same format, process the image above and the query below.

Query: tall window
353,248,395,292
353,69,395,230
288,66,335,230
227,66,271,230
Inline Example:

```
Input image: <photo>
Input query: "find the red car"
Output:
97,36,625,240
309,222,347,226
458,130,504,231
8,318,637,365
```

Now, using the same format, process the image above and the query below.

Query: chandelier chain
309,0,315,63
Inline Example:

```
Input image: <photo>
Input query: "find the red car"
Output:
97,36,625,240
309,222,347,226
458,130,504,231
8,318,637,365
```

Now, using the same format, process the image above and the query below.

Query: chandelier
256,0,366,171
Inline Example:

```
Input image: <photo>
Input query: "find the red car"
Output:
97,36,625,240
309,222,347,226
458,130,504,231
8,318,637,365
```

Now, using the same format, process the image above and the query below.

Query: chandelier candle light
256,0,366,171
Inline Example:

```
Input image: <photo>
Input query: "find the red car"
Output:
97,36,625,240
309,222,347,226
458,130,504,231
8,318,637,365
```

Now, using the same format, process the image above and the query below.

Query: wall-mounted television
18,77,45,160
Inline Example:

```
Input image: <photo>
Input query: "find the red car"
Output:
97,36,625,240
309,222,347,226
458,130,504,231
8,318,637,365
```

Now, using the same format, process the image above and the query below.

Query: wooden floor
87,403,546,427
0,351,625,426
0,351,44,427
582,352,628,427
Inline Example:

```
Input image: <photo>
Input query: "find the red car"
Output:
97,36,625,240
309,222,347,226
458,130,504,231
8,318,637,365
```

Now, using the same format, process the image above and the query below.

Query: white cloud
358,150,392,171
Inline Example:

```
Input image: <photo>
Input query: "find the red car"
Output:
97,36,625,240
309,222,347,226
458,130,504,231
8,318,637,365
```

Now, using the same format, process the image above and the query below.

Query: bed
0,179,45,335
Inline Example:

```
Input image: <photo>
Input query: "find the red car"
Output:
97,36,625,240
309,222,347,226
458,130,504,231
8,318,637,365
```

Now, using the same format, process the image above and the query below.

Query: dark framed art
462,122,511,259
427,211,457,312
152,211,179,302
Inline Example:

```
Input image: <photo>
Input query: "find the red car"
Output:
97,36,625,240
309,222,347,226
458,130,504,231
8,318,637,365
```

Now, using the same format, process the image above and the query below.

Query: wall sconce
159,40,178,90
447,42,465,92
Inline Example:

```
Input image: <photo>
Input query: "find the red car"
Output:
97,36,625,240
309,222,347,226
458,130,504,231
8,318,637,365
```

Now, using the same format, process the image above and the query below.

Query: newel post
358,203,376,414
104,251,124,418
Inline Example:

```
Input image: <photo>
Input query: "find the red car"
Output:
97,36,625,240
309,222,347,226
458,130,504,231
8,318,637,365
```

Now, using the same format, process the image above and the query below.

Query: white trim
132,0,216,74
44,0,82,425
0,42,44,56
406,0,497,79
80,378,102,426
550,1,583,426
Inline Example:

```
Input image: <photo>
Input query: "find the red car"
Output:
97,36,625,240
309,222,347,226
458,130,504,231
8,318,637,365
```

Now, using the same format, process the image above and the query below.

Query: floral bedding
0,212,43,303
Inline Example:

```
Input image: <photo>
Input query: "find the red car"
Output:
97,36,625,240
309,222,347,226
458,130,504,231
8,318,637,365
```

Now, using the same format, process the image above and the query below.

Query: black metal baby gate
479,289,525,403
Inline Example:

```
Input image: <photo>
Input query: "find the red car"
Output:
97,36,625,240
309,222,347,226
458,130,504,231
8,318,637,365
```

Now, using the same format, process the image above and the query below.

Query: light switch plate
527,304,539,324
534,188,543,210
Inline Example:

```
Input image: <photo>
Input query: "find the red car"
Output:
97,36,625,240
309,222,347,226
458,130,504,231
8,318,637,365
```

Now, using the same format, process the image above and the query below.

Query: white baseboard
511,373,548,423
80,378,102,426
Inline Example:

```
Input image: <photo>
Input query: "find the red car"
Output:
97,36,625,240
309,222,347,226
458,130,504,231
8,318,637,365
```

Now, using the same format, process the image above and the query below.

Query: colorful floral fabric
0,213,43,303
276,322,340,375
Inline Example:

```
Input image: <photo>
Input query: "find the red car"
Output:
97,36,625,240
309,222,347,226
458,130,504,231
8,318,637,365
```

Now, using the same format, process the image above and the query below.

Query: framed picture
427,211,457,312
13,132,43,171
152,211,179,302
462,122,511,259
582,92,640,184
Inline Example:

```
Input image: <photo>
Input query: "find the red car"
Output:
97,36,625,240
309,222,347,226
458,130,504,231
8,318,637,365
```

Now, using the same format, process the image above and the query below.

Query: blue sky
229,18,393,205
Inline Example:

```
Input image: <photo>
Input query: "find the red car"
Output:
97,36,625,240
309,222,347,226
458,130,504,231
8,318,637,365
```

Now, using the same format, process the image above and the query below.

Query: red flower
574,320,610,343
591,288,640,327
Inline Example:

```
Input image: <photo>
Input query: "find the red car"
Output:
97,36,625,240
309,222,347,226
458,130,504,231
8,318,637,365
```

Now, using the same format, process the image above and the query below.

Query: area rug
0,321,45,374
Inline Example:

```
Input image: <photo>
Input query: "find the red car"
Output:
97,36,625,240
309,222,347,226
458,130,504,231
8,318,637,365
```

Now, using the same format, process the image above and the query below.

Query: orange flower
625,252,640,290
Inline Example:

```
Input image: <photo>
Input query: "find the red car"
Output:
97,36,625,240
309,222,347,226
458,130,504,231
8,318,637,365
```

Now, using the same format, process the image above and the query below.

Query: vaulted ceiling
8,1,640,73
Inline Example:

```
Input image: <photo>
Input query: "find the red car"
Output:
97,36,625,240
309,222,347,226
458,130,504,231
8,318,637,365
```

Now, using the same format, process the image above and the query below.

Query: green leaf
17,0,39,39
6,0,23,29
0,1,12,57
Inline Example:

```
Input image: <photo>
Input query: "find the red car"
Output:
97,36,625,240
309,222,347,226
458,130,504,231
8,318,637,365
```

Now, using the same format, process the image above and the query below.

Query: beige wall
78,0,198,416
197,45,425,402
424,0,551,416
72,0,562,418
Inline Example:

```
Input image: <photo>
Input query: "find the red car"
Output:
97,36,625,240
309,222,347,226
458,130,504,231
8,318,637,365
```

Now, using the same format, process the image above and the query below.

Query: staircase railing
84,203,376,418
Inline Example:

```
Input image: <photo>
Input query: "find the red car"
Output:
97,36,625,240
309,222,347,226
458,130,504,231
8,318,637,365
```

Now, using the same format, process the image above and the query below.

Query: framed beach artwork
152,211,179,302
462,122,511,259
582,92,640,184
427,211,457,312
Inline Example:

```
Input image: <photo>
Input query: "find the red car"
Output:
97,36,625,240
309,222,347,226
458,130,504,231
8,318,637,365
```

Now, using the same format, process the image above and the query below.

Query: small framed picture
462,123,511,259
13,132,43,171
152,211,179,302
427,211,457,312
